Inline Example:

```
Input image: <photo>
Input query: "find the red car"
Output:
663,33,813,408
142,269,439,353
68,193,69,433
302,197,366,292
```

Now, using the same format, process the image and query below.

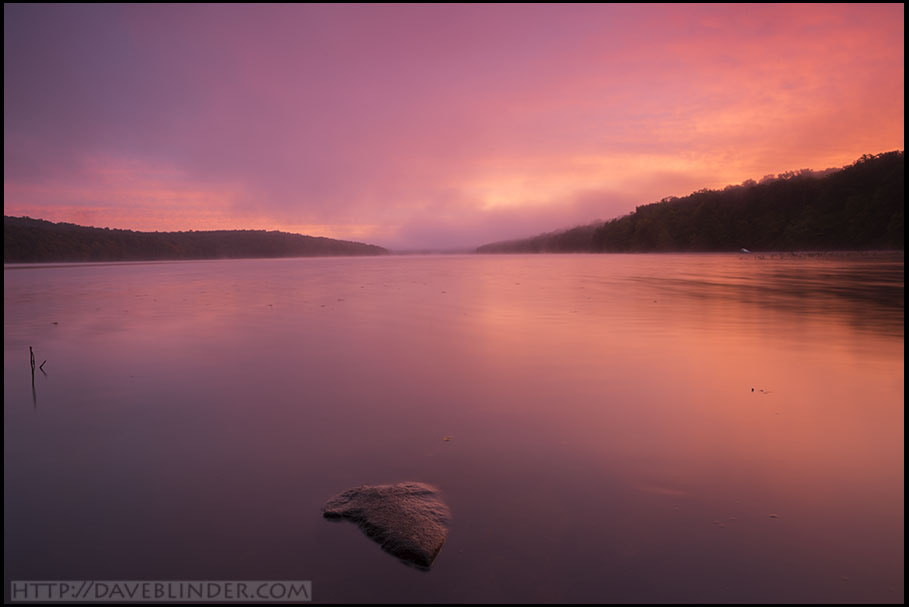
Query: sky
3,4,904,251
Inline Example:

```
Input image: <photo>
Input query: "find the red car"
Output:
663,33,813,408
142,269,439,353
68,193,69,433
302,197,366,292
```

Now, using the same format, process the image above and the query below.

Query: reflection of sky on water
3,254,904,603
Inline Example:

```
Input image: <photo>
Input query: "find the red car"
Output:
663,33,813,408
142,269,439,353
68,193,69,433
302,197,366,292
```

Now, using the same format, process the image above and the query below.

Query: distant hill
477,151,904,253
3,217,389,263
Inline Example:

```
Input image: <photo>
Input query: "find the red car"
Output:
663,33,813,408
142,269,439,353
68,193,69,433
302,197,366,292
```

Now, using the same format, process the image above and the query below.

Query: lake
3,253,904,603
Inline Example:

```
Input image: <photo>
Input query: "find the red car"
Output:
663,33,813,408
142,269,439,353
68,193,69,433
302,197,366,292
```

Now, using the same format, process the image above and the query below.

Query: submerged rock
322,482,451,569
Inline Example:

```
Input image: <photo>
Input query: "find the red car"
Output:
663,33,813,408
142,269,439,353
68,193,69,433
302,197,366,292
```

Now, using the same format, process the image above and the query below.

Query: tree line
477,151,904,253
3,218,389,263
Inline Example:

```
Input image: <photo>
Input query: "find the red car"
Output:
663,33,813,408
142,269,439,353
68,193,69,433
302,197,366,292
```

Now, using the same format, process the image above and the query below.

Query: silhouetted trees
477,151,904,253
476,224,600,254
3,218,389,263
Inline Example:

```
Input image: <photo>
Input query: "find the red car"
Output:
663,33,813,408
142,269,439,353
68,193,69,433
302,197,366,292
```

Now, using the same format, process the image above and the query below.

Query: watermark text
10,581,311,602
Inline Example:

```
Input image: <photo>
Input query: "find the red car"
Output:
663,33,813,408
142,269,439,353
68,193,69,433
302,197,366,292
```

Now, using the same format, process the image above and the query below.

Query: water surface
4,253,904,603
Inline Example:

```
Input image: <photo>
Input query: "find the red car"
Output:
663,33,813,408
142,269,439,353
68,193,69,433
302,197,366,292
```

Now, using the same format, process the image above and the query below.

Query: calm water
4,253,904,603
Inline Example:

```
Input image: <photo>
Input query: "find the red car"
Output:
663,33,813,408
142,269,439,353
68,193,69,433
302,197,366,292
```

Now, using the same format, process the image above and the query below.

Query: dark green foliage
3,218,389,263
477,151,904,253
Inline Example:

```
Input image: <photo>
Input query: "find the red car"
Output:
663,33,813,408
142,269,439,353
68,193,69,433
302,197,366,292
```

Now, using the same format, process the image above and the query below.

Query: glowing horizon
3,4,904,250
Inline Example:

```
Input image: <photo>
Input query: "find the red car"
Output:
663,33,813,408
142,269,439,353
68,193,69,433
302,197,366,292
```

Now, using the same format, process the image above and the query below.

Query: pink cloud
4,4,904,250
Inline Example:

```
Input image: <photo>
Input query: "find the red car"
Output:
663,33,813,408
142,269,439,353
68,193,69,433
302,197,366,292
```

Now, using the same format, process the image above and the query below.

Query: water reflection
3,254,904,604
630,253,904,338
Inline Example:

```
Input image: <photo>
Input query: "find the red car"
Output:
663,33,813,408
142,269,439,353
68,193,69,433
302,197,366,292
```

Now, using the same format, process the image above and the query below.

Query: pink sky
3,4,904,250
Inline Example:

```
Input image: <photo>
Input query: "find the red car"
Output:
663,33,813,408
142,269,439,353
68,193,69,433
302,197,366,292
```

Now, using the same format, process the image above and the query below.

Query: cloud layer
4,4,904,250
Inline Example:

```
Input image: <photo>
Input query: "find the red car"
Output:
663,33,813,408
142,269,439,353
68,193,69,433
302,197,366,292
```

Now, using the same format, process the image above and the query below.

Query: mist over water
4,253,904,603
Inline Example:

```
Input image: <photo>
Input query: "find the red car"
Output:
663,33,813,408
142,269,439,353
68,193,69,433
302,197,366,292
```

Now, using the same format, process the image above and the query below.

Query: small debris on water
442,436,452,442
769,514,779,519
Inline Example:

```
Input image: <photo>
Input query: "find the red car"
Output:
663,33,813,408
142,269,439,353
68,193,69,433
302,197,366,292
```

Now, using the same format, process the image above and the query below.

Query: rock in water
322,482,451,569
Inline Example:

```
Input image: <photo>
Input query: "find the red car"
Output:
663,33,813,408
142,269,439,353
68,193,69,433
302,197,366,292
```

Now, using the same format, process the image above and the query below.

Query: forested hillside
477,151,903,253
4,217,389,262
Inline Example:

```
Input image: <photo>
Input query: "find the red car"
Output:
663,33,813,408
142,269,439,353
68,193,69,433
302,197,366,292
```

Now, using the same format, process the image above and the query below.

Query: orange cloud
4,4,903,249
